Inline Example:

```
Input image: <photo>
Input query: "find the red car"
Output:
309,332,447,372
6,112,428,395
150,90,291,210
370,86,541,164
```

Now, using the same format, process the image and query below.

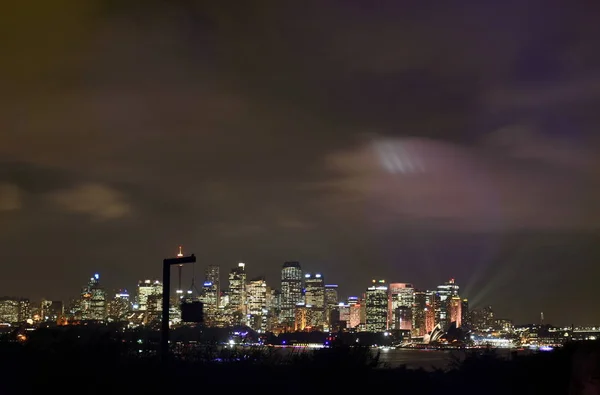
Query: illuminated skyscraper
108,290,130,321
0,297,29,324
246,277,268,332
81,274,106,321
200,266,219,323
412,290,429,336
294,303,309,331
281,261,303,326
347,297,361,329
338,303,350,326
228,263,247,323
205,265,220,306
40,300,63,323
305,273,325,328
199,281,218,319
461,299,469,327
325,285,338,306
136,280,163,311
388,283,414,330
365,280,388,332
436,278,460,330
448,295,462,327
325,284,339,328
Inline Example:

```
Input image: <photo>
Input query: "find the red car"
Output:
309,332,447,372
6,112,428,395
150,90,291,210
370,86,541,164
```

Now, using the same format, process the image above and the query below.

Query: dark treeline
0,327,598,395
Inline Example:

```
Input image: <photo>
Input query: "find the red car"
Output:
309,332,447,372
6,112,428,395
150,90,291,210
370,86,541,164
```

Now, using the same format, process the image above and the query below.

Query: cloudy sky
2,0,600,324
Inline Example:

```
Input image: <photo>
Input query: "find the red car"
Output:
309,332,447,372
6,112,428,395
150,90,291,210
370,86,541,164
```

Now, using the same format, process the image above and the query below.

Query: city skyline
0,259,562,327
0,243,596,326
2,1,600,326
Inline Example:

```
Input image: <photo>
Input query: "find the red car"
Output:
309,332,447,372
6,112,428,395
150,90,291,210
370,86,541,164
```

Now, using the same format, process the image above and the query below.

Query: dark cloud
1,0,600,324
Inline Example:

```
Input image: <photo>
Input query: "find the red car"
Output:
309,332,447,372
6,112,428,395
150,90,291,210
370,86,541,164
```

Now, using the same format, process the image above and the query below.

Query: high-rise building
448,295,462,327
108,290,130,321
228,263,247,324
461,299,469,327
304,273,325,328
40,300,63,322
269,289,281,320
365,280,388,332
200,278,219,322
246,277,268,332
281,261,303,326
81,274,106,321
436,278,460,330
394,306,413,331
325,284,338,326
412,290,429,337
0,297,30,324
337,303,350,327
136,280,163,311
205,265,220,307
388,283,414,330
347,297,361,329
294,303,310,331
325,285,338,306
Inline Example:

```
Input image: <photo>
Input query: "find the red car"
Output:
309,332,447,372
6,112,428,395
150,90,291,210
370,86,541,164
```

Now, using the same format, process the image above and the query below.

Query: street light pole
161,253,196,363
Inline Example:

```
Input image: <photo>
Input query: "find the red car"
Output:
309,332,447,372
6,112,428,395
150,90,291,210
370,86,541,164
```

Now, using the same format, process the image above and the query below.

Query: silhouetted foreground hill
0,328,598,395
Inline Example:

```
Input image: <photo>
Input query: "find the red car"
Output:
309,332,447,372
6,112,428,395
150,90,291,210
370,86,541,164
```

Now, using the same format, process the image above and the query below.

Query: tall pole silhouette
161,249,196,363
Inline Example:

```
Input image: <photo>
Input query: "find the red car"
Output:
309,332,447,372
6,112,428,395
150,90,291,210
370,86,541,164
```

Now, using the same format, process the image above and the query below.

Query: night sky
2,1,600,325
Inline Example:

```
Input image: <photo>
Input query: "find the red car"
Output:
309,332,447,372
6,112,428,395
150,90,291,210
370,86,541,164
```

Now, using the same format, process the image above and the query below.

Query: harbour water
377,348,463,370
274,346,526,370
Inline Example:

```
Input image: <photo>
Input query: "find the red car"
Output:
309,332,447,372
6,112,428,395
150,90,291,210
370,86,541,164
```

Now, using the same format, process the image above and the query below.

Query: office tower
304,273,325,327
205,265,220,306
337,303,350,328
347,296,361,329
365,280,388,332
108,290,130,321
412,290,429,336
281,261,303,326
246,277,268,332
425,303,436,333
228,263,246,311
200,281,218,309
325,284,338,306
294,304,309,331
388,283,414,330
81,274,106,321
269,289,281,319
40,300,63,322
0,297,30,324
136,280,163,311
228,263,247,324
436,278,460,330
200,275,219,323
219,291,230,309
461,299,469,327
448,295,462,327
395,307,413,331
325,284,338,326
482,305,494,329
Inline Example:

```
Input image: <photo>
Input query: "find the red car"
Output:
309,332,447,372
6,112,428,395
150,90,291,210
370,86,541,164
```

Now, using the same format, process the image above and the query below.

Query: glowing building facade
365,280,388,332
228,263,247,324
136,280,163,311
81,274,106,321
0,297,29,324
108,290,130,321
389,283,414,330
281,261,303,326
246,277,268,332
304,273,325,328
449,295,462,328
436,278,460,330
